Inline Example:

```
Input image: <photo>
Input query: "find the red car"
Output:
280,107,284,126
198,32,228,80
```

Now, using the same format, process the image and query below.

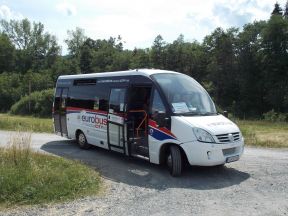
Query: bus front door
127,86,151,160
53,87,68,136
107,88,127,154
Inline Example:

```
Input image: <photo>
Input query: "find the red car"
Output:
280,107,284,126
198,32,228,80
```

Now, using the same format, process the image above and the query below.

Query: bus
53,69,244,176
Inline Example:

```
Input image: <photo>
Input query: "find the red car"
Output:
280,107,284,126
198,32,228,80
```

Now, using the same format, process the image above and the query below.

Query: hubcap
78,133,85,146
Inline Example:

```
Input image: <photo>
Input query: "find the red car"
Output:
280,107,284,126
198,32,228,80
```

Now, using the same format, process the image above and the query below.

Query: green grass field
0,114,53,133
236,120,288,148
0,133,102,208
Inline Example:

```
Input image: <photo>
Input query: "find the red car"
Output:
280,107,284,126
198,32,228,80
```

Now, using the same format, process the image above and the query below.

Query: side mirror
223,111,228,118
154,112,169,127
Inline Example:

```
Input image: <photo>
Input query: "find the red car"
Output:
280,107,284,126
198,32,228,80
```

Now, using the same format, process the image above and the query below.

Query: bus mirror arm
154,113,169,128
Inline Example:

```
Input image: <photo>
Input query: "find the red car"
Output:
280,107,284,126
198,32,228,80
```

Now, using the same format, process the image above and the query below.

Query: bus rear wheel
77,131,90,149
167,145,182,177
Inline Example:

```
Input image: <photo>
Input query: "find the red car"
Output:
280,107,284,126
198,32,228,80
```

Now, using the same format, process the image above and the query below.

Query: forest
0,2,287,120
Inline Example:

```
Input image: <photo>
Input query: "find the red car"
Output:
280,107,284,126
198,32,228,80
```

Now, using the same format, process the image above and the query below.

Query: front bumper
181,139,244,166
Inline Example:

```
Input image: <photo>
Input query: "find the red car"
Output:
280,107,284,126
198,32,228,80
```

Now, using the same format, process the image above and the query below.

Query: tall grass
237,120,288,148
0,133,101,208
0,114,52,133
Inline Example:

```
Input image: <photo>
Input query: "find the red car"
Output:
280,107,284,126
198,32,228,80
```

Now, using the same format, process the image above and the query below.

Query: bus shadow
41,140,250,191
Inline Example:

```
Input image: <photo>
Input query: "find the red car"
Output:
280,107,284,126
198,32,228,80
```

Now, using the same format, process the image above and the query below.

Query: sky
0,0,286,54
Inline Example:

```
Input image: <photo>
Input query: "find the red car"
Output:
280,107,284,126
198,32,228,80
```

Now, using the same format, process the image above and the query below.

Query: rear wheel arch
75,129,82,139
75,129,90,149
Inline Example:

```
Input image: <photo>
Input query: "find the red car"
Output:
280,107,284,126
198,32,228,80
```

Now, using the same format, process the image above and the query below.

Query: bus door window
150,90,168,127
109,88,126,114
151,90,166,117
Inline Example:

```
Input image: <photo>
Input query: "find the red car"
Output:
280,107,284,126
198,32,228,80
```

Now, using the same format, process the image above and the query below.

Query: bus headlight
193,128,215,143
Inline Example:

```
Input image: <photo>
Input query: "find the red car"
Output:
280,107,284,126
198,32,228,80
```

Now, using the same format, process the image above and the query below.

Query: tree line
0,2,288,119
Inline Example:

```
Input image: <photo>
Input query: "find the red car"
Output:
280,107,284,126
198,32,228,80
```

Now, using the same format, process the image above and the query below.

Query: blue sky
0,0,285,54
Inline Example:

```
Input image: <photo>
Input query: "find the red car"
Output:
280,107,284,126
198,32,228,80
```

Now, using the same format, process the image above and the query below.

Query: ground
0,130,288,216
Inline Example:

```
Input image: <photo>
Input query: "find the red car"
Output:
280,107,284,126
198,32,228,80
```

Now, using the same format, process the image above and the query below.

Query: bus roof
58,69,180,80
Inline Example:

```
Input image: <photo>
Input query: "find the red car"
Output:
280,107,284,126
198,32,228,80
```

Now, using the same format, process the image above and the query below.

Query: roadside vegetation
237,120,288,148
0,114,53,133
0,133,102,208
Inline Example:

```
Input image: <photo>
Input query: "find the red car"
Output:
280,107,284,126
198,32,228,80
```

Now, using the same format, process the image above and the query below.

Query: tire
77,131,90,149
167,145,182,177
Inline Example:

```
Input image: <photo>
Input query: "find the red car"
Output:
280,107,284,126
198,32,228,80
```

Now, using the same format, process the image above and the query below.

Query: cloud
56,2,77,16
0,5,23,20
213,4,253,27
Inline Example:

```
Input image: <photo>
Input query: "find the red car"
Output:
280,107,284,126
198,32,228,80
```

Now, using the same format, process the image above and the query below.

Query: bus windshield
152,73,217,116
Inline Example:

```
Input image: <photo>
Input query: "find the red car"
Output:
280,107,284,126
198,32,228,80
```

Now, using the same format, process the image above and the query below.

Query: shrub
263,109,288,122
0,72,22,112
10,89,54,117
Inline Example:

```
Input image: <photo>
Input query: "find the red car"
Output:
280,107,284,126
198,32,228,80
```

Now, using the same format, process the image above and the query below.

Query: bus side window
151,90,166,119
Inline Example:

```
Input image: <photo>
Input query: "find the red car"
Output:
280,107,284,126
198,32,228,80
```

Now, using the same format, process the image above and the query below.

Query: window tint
109,88,126,113
151,90,166,116
54,88,61,112
67,84,109,112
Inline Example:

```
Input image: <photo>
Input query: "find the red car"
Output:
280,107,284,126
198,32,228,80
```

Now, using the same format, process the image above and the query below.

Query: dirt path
1,130,288,216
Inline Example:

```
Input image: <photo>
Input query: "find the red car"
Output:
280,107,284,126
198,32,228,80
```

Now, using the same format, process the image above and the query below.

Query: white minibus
53,69,244,176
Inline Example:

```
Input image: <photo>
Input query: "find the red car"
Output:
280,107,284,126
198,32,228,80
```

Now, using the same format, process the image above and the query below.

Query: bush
10,89,54,117
0,72,22,112
263,109,288,122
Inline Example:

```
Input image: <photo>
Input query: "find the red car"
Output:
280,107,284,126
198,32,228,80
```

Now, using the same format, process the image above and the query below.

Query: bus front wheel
77,131,90,149
167,145,182,177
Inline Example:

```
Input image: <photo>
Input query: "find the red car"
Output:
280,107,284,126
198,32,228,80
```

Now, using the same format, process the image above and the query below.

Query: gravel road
0,130,288,216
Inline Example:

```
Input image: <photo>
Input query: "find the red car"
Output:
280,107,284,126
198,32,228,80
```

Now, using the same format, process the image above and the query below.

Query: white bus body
53,69,244,176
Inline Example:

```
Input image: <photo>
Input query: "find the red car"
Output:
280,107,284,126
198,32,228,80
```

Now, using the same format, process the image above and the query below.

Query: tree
0,18,60,72
236,21,267,117
80,38,95,73
284,1,288,19
151,35,166,69
271,2,283,16
0,33,15,73
65,27,87,59
0,72,22,112
203,27,239,111
130,48,151,69
260,15,288,113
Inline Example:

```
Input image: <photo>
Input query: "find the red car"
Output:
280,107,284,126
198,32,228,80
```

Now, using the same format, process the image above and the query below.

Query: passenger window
151,90,166,117
109,88,126,113
54,88,62,111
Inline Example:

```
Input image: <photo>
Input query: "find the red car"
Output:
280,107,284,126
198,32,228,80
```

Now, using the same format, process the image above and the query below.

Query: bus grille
216,132,240,143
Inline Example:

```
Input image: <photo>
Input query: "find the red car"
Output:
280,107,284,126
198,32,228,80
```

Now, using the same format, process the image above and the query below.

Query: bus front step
131,153,149,161
132,145,149,157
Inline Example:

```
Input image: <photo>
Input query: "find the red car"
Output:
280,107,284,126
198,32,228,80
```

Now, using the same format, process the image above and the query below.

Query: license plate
226,155,239,163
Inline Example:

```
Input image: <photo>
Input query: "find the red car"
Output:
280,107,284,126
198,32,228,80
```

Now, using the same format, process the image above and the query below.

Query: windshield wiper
198,112,218,116
176,112,201,116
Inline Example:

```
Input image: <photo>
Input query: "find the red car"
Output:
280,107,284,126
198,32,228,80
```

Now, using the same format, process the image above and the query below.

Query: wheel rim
78,133,86,146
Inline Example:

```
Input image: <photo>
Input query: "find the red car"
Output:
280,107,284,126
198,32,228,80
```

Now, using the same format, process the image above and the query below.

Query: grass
0,133,102,208
236,120,288,148
0,114,52,133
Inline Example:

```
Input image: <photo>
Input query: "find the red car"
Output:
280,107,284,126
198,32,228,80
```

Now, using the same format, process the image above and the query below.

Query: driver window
151,90,166,118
